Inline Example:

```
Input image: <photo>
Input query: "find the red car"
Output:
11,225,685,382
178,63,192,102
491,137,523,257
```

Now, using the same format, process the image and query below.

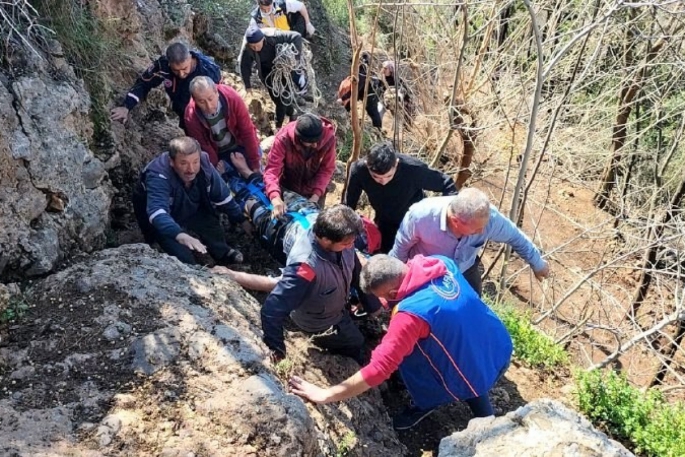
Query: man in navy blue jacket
132,136,251,265
111,42,221,129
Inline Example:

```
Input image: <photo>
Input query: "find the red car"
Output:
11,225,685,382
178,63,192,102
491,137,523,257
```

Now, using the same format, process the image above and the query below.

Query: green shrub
1,296,29,324
335,430,356,457
576,369,685,457
490,302,568,368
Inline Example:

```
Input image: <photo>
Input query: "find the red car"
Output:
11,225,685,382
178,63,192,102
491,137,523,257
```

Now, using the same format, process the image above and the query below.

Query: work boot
216,247,244,266
392,404,436,430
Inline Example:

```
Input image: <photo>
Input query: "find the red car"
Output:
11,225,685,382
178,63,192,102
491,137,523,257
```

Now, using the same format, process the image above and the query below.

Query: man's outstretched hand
289,375,331,404
110,107,129,122
176,233,207,254
211,265,237,280
534,260,550,281
271,196,285,219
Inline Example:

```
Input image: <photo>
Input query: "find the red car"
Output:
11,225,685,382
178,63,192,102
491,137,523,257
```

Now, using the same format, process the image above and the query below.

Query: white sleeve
285,0,304,12
249,17,259,28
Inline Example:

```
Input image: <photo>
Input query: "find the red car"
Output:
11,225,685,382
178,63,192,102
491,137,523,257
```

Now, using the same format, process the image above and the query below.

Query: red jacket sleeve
264,136,287,200
310,133,336,197
184,103,219,165
226,88,261,171
360,312,430,387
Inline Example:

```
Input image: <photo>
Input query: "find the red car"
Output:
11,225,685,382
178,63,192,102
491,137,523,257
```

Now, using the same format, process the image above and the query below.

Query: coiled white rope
265,42,321,110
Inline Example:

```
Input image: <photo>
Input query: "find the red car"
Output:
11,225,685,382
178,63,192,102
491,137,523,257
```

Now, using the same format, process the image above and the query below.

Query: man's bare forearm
212,267,281,292
232,271,280,292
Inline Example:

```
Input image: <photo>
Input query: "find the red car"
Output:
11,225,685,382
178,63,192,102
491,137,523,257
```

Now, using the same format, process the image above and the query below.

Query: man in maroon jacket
264,114,336,218
184,76,262,172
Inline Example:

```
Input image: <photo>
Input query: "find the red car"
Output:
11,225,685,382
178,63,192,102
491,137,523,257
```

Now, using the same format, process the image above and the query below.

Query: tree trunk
455,118,477,189
630,173,685,317
497,4,515,48
650,319,685,387
430,3,468,169
339,0,363,202
594,19,683,209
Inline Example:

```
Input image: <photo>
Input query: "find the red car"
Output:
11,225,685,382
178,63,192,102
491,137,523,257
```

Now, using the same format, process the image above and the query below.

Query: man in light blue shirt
389,188,549,295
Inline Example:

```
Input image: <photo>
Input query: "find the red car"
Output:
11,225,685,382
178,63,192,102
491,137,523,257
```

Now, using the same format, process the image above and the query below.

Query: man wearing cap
249,0,316,38
263,114,336,218
111,42,221,130
240,26,309,130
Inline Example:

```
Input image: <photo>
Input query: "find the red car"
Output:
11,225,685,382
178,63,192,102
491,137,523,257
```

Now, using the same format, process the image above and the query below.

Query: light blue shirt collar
440,203,449,232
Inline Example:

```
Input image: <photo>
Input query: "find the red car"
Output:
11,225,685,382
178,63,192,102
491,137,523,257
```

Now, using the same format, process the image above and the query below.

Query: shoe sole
393,409,435,431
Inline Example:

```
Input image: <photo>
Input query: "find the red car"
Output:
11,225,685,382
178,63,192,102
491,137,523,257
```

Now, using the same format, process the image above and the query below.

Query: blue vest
397,256,513,410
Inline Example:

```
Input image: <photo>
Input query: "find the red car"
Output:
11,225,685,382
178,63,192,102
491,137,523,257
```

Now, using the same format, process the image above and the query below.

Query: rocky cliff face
0,245,406,456
0,48,112,279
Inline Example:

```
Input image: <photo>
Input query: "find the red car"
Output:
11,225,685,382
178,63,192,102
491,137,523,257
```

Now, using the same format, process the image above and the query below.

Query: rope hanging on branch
265,42,321,111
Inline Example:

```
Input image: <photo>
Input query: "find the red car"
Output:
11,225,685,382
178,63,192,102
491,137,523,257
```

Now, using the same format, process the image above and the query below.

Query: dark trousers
345,93,383,129
462,256,483,296
308,312,365,364
288,13,306,37
377,220,400,254
464,359,510,417
265,68,305,128
268,86,296,128
364,93,383,129
132,189,230,265
464,394,494,417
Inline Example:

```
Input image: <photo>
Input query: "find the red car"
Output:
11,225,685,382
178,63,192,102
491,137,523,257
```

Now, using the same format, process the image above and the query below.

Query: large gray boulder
0,245,405,456
0,68,112,278
438,399,634,457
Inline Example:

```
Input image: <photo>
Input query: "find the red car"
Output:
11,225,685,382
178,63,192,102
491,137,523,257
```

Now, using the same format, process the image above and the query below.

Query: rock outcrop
0,50,112,279
0,245,405,456
438,399,634,457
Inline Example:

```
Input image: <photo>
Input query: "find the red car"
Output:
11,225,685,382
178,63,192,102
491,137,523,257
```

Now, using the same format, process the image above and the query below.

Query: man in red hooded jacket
184,76,262,171
264,113,337,218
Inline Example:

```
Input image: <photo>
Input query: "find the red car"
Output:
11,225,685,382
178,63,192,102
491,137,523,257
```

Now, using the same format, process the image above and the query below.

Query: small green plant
576,369,685,457
1,296,30,324
335,430,356,457
490,301,568,368
273,357,294,379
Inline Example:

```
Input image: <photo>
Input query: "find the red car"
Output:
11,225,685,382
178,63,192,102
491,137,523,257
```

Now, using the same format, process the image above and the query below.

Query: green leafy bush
576,369,685,457
1,296,29,324
491,302,568,368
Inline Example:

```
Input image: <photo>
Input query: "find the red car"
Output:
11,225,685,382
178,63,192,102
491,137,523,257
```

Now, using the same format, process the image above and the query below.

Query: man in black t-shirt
344,142,457,253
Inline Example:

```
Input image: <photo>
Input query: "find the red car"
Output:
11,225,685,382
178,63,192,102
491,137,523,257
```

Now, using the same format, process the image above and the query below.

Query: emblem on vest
163,79,173,88
430,271,460,300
